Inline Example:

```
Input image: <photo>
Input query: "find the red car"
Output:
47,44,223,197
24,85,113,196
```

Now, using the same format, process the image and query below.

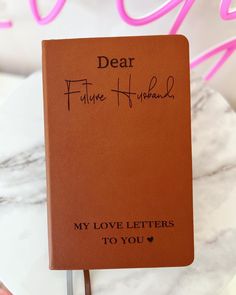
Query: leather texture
42,35,194,270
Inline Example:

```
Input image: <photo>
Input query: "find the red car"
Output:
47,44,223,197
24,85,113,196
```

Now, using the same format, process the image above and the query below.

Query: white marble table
0,72,236,295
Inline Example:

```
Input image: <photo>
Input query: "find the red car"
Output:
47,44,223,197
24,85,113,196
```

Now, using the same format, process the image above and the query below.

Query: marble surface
0,72,236,295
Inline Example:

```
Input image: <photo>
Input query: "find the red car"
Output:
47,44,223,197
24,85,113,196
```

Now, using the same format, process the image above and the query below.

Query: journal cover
42,35,194,270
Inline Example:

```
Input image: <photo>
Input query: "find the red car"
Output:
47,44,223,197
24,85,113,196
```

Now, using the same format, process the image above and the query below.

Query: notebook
42,35,194,270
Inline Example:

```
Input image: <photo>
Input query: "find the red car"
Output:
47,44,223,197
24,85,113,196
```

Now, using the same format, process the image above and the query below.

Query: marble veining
0,72,236,295
0,145,45,204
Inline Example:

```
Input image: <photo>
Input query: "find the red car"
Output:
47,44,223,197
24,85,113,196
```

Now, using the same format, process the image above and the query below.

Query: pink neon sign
0,20,12,29
29,0,66,25
220,0,236,20
117,0,196,34
0,0,235,80
191,38,236,80
116,0,236,80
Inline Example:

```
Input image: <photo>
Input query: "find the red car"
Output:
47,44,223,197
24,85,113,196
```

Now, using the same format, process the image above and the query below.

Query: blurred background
0,1,236,295
0,0,236,108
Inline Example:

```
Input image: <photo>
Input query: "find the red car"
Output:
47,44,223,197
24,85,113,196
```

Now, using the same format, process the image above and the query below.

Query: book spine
42,41,54,269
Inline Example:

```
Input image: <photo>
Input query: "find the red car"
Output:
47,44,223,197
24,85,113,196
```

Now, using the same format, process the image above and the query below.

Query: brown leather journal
42,35,194,270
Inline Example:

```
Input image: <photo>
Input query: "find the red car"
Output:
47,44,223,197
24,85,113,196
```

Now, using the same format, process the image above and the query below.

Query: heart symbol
147,236,154,243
